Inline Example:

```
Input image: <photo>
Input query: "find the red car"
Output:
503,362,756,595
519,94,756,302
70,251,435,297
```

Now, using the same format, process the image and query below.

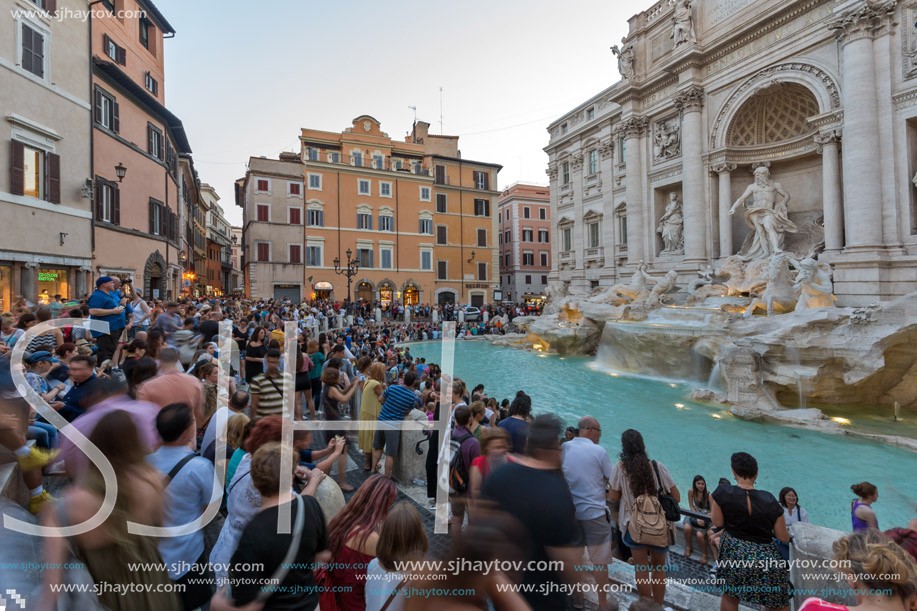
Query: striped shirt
250,372,292,417
378,384,421,422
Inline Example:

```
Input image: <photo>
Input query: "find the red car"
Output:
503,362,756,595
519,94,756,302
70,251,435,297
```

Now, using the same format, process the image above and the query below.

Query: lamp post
333,248,360,312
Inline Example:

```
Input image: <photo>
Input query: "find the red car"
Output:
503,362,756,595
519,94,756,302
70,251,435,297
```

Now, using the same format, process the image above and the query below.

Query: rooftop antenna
439,87,444,134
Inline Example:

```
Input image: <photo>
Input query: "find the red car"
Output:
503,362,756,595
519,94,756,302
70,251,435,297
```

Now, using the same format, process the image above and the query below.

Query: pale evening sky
156,0,635,226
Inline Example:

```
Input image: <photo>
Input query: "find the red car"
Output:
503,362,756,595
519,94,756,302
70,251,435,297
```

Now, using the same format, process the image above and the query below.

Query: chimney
414,121,430,143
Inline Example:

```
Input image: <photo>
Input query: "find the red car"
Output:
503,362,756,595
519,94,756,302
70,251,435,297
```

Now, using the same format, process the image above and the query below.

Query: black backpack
448,431,475,494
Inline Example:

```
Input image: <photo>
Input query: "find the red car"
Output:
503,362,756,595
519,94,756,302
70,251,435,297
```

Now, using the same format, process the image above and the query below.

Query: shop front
403,284,419,306
356,282,373,302
37,268,70,305
522,293,546,314
379,282,394,307
0,265,11,312
313,281,333,301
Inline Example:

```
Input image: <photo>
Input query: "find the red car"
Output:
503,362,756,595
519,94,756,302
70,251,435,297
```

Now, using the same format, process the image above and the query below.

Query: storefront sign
314,281,333,291
465,283,490,289
38,272,59,282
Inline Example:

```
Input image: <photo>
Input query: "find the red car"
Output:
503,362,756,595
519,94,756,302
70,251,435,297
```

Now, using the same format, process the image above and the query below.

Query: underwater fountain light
831,417,851,426
675,403,685,409
711,414,722,419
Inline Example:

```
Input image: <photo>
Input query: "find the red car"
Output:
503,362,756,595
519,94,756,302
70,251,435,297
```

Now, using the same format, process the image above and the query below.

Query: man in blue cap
88,276,129,366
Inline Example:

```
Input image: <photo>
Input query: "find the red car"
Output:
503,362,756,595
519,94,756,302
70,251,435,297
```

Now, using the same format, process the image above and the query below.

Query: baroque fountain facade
501,0,917,449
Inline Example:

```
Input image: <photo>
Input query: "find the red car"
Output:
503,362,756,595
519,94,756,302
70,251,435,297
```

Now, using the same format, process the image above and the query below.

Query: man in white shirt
561,416,617,611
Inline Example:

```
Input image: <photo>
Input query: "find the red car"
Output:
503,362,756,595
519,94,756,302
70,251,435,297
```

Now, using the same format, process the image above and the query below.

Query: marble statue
643,269,680,307
794,258,837,311
612,39,635,80
671,0,697,47
654,119,681,160
657,192,684,255
744,253,798,317
688,264,717,295
592,260,654,305
730,166,798,261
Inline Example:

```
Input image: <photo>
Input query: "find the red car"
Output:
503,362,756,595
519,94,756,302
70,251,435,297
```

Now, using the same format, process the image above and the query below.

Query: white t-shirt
561,437,614,521
364,558,407,611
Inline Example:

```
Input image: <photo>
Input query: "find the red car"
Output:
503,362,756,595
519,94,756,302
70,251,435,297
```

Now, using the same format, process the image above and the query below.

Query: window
525,275,532,284
589,150,598,175
256,204,269,222
330,152,340,163
358,179,370,195
522,229,533,242
542,275,548,284
256,242,270,262
308,174,321,190
256,178,270,193
473,171,489,190
373,154,384,169
289,244,301,263
421,251,432,271
505,253,511,266
499,234,503,245
352,152,363,167
420,187,431,201
562,162,570,184
523,252,534,266
589,222,600,248
96,180,118,224
539,229,549,243
505,208,511,219
149,200,162,235
437,261,447,280
145,72,158,96
147,124,163,160
435,193,447,213
379,182,391,197
504,230,511,243
434,165,446,184
619,137,626,164
357,213,372,230
539,208,546,220
21,23,45,78
306,245,321,266
101,0,114,11
477,262,487,281
357,248,374,268
618,210,628,246
288,207,301,225
103,34,125,65
11,141,58,203
139,15,151,50
392,159,403,170
307,209,324,227
380,248,392,269
379,215,394,231
94,88,119,132
474,199,490,217
419,219,433,234
477,229,487,247
561,123,568,135
540,252,549,266
498,212,502,223
412,161,421,174
436,226,447,245
288,181,302,196
523,207,530,219
587,107,595,121
563,227,572,251
307,149,319,161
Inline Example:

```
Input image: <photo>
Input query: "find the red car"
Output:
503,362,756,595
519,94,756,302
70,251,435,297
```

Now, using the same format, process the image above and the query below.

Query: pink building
498,183,551,302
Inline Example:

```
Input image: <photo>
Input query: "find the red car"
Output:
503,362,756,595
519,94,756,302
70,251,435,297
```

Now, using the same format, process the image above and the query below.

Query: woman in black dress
244,327,267,384
319,367,358,492
711,452,791,611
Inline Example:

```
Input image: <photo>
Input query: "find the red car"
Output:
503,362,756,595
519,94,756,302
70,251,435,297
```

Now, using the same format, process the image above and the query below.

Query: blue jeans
28,421,58,449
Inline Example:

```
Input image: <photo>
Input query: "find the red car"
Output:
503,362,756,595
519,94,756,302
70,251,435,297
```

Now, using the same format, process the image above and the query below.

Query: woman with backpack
711,452,791,611
608,429,680,606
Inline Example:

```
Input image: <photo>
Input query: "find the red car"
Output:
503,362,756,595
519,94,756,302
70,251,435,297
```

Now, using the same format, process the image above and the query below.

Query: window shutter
117,45,126,66
10,141,24,196
158,134,164,161
149,200,155,234
103,34,110,57
483,172,490,190
112,100,120,133
95,182,104,219
147,125,153,156
47,153,60,204
45,0,56,13
113,186,120,225
94,89,103,124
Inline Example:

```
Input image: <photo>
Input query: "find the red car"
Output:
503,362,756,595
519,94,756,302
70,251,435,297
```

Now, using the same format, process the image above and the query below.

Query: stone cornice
892,86,917,109
705,132,819,166
615,116,649,138
813,129,842,153
711,162,737,175
599,139,615,160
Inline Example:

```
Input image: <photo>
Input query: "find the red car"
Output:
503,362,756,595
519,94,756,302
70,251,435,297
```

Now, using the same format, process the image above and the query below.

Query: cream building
545,0,917,306
1,0,93,309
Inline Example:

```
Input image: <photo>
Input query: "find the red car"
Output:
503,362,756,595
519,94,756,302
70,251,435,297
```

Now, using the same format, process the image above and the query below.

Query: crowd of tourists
0,283,915,611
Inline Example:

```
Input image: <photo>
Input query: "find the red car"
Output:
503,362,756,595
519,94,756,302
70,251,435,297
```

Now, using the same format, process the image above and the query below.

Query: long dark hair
128,357,158,398
692,475,709,507
619,429,656,497
327,475,397,558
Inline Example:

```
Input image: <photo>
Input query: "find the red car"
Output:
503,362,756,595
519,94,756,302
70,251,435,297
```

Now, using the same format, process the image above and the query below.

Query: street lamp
115,162,127,182
333,248,360,311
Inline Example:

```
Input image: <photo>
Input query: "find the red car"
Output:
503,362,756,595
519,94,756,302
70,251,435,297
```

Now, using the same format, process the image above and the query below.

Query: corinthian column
815,131,844,252
618,116,647,265
829,2,894,250
675,86,706,262
712,163,737,257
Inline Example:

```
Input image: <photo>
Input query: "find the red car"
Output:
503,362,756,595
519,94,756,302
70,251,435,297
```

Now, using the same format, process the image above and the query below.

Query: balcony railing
305,151,433,176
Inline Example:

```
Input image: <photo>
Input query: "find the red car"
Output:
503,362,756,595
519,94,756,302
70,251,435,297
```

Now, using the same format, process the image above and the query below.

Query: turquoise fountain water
407,340,917,532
